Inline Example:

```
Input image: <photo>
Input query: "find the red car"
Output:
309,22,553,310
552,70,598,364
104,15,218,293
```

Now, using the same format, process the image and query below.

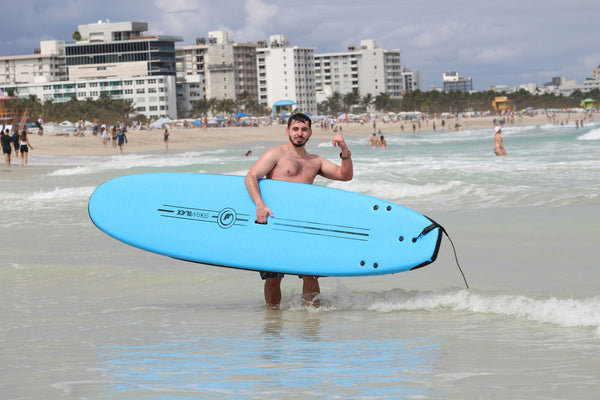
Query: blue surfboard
88,173,443,277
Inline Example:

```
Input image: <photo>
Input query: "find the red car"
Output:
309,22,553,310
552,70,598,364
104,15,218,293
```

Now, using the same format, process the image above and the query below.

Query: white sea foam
28,186,95,203
578,128,600,140
0,187,96,215
321,287,600,336
48,150,231,176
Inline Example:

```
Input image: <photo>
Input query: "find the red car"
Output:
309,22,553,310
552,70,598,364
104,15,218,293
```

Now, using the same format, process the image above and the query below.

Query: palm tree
190,98,215,118
374,92,392,112
342,89,361,112
215,98,236,116
360,93,373,112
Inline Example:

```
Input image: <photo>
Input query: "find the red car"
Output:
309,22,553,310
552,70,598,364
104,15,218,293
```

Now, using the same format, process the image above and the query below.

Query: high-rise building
0,20,182,120
314,40,403,104
256,35,317,116
401,68,422,93
176,31,258,116
443,71,473,92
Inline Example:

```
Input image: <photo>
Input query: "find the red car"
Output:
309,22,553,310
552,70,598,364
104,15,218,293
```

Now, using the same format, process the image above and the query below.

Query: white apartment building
0,20,181,120
401,68,422,93
10,75,175,116
581,65,600,92
256,35,317,116
176,31,258,116
314,40,403,104
0,52,66,86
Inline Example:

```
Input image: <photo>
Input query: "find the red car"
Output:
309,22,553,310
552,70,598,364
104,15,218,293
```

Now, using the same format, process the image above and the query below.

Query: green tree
342,89,361,112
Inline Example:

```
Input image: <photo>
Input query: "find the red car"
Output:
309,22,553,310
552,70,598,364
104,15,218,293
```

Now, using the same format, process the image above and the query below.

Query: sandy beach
23,114,560,157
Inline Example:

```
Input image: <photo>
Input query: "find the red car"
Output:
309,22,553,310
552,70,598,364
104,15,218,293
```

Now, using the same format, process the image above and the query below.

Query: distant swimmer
494,126,507,156
379,135,387,149
243,150,253,157
367,133,380,148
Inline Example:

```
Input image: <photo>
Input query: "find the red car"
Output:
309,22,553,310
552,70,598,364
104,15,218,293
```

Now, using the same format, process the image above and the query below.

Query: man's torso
267,146,322,185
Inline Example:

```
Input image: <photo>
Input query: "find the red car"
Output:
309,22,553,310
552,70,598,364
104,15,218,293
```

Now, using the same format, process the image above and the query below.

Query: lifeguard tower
0,90,28,132
271,100,297,118
492,96,512,113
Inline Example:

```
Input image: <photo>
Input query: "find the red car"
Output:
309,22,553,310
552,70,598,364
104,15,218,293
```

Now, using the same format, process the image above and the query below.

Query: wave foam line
323,287,600,336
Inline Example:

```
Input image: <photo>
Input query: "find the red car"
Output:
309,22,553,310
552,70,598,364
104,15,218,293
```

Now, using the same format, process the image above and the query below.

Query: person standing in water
245,113,353,307
494,126,507,156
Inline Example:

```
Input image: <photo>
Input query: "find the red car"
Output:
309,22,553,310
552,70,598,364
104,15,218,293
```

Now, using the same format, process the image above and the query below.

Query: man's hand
256,204,274,224
331,133,347,150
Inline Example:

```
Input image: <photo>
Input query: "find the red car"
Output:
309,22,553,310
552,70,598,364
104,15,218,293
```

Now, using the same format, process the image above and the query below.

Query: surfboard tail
409,217,444,271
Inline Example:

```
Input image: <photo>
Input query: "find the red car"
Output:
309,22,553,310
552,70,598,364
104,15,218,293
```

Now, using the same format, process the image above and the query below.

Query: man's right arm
244,148,279,223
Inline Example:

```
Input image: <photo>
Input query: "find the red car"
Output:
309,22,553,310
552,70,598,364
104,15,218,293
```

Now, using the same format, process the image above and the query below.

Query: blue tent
234,112,249,117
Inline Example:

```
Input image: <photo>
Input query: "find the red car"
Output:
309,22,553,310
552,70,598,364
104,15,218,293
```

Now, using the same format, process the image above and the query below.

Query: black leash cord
441,227,469,289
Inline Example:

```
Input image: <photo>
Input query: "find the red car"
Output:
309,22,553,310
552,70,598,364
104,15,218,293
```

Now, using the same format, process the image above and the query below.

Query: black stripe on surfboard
161,214,248,227
273,218,370,241
273,226,369,241
276,217,369,232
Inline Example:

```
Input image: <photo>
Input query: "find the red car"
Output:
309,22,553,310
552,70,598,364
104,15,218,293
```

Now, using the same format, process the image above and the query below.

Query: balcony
207,63,234,72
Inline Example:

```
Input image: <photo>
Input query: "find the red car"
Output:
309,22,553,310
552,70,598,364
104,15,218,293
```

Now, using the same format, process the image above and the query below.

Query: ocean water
1,121,599,399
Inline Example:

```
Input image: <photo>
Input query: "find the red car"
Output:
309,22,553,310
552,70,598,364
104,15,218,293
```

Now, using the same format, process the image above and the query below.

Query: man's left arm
320,133,353,181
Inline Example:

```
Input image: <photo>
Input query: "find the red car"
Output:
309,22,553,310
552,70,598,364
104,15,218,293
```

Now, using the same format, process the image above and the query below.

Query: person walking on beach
19,130,33,166
245,113,353,308
117,128,128,153
12,129,20,159
494,126,507,156
1,129,12,166
111,127,118,148
163,128,169,152
101,125,109,146
36,116,44,135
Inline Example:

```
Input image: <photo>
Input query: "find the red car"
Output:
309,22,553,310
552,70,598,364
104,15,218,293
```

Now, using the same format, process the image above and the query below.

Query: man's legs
302,276,320,307
264,277,282,307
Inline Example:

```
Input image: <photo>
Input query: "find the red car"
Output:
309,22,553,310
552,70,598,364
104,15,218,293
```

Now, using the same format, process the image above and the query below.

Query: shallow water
1,121,599,399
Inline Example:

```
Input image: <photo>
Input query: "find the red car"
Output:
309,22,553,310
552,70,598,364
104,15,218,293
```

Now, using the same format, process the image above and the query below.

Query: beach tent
150,117,170,129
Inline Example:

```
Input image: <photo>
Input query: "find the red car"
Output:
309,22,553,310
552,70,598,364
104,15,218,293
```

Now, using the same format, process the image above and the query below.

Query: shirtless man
367,133,380,148
245,113,353,307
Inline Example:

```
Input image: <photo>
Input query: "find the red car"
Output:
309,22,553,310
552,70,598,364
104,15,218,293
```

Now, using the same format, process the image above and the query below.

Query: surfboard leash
440,226,470,289
416,220,469,289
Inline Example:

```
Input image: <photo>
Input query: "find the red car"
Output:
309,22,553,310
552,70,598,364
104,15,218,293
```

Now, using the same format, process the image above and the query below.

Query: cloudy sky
3,0,599,90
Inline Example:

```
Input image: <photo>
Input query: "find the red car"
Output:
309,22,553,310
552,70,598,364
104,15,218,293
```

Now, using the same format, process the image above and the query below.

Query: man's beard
289,136,309,147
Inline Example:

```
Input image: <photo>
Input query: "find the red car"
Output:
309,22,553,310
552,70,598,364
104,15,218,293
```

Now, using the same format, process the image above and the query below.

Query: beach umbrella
234,112,249,118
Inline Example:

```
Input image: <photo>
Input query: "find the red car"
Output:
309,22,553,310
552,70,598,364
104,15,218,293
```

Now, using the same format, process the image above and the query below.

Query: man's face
286,120,312,147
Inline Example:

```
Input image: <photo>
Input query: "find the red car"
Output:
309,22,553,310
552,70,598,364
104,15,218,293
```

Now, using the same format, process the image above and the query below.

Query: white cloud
234,0,278,42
